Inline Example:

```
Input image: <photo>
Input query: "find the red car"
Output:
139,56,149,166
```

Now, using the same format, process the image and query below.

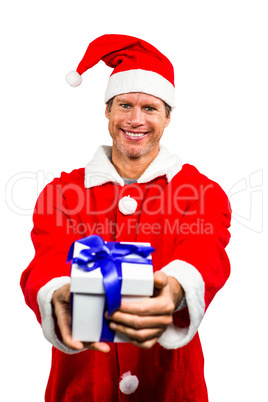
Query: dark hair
106,96,171,118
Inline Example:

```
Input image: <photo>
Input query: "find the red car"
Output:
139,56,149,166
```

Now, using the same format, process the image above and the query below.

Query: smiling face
105,92,171,163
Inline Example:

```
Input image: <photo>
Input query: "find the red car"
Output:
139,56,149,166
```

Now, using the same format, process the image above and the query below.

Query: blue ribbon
68,235,154,342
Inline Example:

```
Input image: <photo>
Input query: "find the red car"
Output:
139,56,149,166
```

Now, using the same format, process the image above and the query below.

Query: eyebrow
115,96,132,103
115,96,161,107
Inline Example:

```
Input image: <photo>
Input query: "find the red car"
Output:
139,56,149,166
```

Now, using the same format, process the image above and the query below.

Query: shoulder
173,163,230,207
175,163,223,187
55,168,85,187
176,163,213,184
35,168,85,206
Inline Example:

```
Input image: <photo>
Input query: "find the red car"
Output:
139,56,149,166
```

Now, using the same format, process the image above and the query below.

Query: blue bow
68,235,154,341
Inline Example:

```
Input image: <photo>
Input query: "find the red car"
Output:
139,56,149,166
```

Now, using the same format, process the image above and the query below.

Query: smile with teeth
123,130,147,138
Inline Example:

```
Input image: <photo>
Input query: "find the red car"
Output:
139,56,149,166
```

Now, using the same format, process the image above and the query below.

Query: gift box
69,235,154,342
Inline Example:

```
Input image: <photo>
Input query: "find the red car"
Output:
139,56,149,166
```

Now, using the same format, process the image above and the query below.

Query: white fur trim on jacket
37,277,81,354
159,260,205,349
84,145,182,189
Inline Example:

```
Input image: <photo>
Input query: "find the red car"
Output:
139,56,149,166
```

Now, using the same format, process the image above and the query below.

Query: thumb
154,271,168,290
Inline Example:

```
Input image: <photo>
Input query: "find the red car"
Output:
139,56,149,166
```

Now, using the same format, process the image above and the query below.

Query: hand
106,271,184,349
51,284,110,353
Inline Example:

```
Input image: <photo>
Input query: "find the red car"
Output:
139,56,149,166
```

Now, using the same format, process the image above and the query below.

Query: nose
128,106,145,128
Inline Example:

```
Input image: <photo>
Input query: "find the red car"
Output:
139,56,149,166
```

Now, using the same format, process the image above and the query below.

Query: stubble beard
113,136,161,160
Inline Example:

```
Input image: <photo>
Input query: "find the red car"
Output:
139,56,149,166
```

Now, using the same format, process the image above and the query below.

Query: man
21,34,231,401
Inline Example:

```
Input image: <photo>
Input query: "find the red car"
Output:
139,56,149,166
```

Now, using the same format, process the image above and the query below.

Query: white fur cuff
159,260,205,349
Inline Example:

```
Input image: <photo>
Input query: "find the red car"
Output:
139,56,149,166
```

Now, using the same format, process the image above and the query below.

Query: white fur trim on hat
105,69,176,109
119,371,139,394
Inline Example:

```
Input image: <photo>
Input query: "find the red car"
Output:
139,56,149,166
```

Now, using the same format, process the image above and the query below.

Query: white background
2,1,267,400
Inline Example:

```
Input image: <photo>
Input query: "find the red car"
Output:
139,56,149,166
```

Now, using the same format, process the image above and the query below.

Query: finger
153,271,168,290
52,283,71,305
116,295,175,316
107,311,173,329
58,320,84,350
83,342,110,353
109,322,164,342
130,337,159,350
56,307,110,351
54,302,84,350
62,333,84,350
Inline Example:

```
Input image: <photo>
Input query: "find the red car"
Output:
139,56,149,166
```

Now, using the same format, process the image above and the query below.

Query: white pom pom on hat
65,34,175,108
66,71,82,87
119,371,139,395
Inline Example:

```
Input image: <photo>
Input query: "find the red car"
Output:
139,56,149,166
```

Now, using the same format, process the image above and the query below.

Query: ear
105,103,110,119
164,113,171,128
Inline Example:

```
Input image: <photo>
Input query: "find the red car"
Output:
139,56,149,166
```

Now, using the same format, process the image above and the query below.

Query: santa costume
21,34,231,401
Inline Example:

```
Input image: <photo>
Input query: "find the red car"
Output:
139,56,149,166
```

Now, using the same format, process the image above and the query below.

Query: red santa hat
66,34,175,109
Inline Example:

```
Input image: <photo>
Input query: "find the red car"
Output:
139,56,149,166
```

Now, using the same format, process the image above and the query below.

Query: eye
144,106,156,112
120,103,131,109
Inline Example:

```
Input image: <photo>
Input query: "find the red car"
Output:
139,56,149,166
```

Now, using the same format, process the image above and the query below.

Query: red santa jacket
20,145,231,401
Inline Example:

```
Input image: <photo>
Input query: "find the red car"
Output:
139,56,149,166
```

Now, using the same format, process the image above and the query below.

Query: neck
111,146,159,179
